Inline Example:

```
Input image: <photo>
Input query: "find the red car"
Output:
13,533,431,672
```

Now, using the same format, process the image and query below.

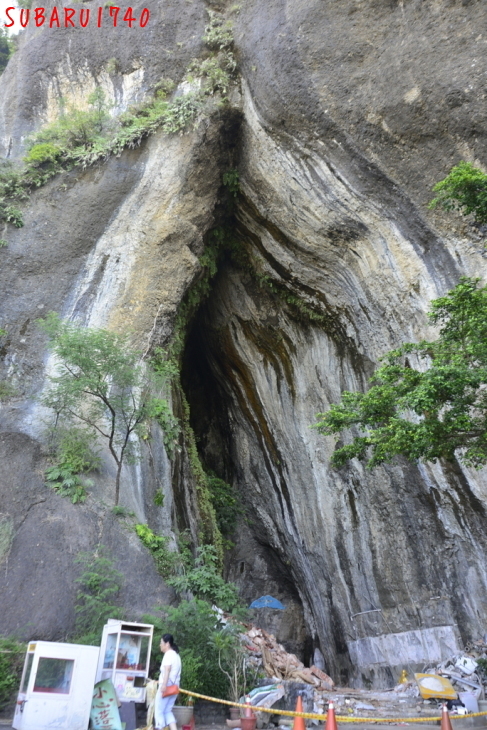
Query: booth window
33,658,74,694
20,653,34,693
103,634,117,669
138,636,150,671
116,633,149,670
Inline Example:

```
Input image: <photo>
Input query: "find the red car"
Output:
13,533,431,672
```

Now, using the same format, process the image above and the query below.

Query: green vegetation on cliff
0,328,16,402
135,524,239,611
166,544,240,611
74,548,124,644
135,525,178,580
0,638,25,713
39,312,177,505
315,277,487,469
181,392,224,554
429,161,487,226
0,28,14,76
45,427,101,504
206,471,241,537
0,9,237,233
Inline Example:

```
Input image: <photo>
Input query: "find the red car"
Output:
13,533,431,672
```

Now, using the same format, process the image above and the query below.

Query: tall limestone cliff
1,0,487,686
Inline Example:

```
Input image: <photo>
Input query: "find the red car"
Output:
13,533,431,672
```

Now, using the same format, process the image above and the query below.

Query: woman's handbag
162,684,179,697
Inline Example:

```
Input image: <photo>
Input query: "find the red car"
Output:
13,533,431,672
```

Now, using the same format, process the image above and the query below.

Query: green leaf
429,162,487,225
314,277,487,469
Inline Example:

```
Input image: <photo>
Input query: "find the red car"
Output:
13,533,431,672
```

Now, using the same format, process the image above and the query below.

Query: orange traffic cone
441,705,453,730
245,704,254,719
325,701,338,730
293,695,306,730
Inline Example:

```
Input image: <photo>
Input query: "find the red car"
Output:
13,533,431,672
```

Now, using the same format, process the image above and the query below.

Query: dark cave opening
179,257,312,658
180,292,234,483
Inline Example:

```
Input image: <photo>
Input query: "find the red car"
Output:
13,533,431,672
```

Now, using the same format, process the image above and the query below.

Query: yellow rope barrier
178,689,487,723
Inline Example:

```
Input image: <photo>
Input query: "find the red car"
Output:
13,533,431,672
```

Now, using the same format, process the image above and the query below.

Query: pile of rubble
242,627,334,691
240,623,487,722
424,648,486,700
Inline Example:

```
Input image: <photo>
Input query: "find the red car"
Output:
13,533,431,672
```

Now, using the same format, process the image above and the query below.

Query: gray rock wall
1,0,487,686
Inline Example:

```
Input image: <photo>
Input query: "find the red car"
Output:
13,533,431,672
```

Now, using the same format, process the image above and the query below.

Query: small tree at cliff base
314,278,487,469
39,312,177,505
0,638,25,713
74,547,124,644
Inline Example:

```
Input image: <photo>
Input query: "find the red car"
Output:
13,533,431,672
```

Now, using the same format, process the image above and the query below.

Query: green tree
74,548,123,643
0,28,13,76
314,278,487,469
0,638,25,712
143,600,231,699
210,623,254,703
429,161,487,225
39,312,176,505
166,544,240,611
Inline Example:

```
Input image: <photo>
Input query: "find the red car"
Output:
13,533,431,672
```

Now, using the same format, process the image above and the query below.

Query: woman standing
155,634,182,730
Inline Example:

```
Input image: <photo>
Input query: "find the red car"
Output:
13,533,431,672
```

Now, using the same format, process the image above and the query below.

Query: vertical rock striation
1,0,487,686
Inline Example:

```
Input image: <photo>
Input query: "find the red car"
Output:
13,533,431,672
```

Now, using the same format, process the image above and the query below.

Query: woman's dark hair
162,633,179,653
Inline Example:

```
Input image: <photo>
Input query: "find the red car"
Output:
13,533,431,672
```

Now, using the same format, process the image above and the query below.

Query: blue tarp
240,684,285,710
249,595,285,609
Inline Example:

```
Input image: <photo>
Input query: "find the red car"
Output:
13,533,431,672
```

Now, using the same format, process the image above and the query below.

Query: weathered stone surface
182,81,487,682
235,0,487,232
1,0,487,688
0,431,174,637
0,0,207,157
0,83,236,634
348,625,460,673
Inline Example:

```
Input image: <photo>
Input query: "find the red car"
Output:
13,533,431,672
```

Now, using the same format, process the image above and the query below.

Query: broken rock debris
239,624,487,724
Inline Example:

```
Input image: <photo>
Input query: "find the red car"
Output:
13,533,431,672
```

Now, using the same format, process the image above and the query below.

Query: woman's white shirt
160,649,182,686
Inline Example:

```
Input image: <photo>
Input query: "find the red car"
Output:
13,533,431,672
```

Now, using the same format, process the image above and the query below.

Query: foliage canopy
0,28,14,76
74,548,124,644
314,278,487,469
39,312,177,504
144,599,245,701
0,638,25,712
429,161,487,225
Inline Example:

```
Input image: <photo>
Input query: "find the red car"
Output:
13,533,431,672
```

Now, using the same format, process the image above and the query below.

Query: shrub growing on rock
314,277,487,469
39,312,177,505
429,161,487,225
0,638,25,713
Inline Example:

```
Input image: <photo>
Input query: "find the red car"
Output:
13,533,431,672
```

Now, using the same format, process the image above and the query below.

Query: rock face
1,0,487,687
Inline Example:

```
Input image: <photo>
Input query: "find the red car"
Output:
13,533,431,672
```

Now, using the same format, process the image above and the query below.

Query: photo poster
117,634,140,669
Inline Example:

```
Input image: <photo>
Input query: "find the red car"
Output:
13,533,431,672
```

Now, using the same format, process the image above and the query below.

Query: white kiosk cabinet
96,620,153,704
12,641,99,730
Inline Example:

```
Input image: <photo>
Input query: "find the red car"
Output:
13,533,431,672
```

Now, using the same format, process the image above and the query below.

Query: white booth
95,620,154,704
12,620,154,730
12,641,99,730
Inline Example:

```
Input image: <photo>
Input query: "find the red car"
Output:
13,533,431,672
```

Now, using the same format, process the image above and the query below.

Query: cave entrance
179,247,310,660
